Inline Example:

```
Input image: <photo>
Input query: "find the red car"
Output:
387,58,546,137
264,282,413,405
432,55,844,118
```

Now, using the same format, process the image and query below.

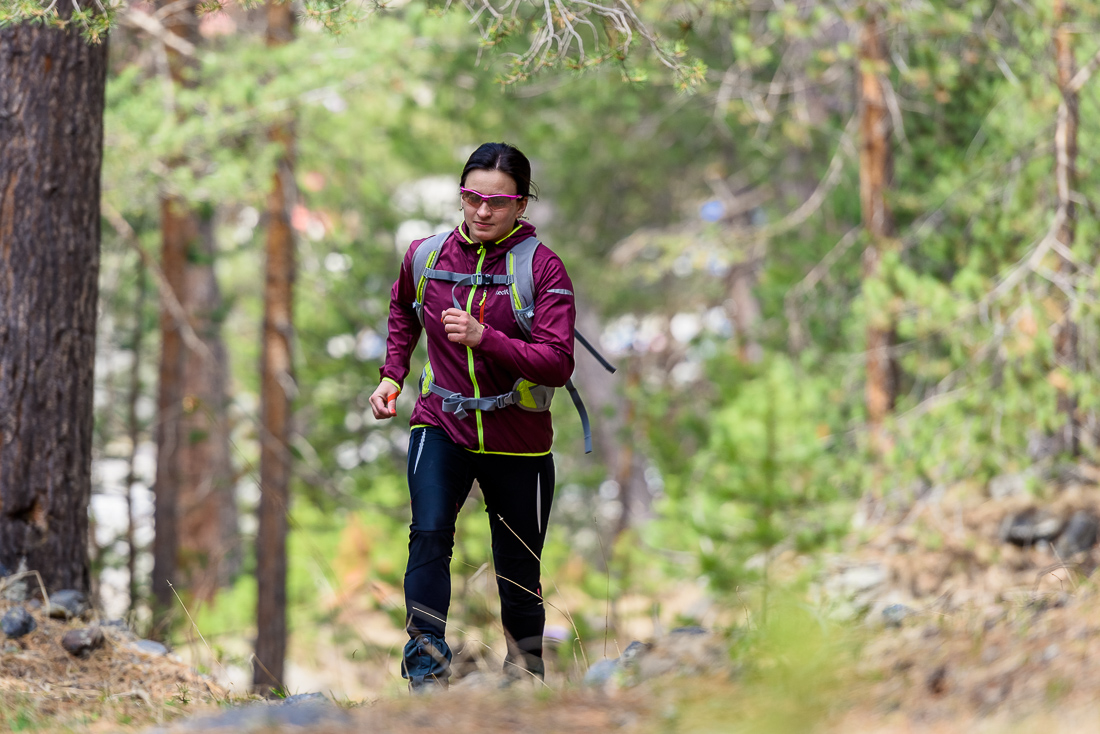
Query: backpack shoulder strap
506,237,617,374
505,236,541,341
410,232,450,328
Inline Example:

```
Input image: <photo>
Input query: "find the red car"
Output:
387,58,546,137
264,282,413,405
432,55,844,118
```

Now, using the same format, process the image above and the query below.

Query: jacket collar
457,220,537,249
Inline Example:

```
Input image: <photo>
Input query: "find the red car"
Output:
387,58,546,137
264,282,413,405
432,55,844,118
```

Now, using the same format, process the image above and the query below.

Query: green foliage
652,357,854,591
89,0,1100,664
0,0,117,43
729,592,858,733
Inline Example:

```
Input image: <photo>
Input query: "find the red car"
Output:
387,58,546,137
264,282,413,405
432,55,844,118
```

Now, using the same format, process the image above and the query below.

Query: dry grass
0,601,226,731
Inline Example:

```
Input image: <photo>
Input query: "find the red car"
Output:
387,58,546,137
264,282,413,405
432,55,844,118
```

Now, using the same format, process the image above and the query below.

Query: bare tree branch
747,114,857,241
101,202,215,365
784,226,861,351
457,0,683,80
1068,44,1100,93
123,8,197,57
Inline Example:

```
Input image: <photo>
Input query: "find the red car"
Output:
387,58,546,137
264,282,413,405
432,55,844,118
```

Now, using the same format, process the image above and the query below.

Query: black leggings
403,426,555,673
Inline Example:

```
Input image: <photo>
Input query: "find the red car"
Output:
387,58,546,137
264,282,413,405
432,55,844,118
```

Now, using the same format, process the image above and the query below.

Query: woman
369,142,576,689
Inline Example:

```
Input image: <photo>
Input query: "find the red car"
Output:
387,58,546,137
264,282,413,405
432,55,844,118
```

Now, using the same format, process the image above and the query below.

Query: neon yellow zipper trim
467,245,488,451
459,222,523,246
416,250,437,304
465,447,552,457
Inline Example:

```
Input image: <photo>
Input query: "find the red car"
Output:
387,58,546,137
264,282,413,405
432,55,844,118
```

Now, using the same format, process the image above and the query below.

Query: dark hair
460,142,539,200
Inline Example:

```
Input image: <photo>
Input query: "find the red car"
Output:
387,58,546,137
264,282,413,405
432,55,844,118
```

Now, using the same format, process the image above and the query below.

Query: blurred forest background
5,0,1100,703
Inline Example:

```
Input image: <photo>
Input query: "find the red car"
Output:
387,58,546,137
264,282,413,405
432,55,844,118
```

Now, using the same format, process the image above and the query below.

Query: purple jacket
381,220,577,455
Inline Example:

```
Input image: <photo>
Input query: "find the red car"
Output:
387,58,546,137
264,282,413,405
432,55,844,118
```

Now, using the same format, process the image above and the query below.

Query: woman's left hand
441,308,484,347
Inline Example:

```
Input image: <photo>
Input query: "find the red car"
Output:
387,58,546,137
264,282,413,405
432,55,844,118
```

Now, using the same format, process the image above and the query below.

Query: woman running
369,142,576,690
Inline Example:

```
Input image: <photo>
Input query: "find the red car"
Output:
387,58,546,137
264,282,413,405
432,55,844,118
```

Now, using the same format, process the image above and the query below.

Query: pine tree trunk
152,197,190,623
859,12,896,455
151,0,237,624
728,258,763,364
254,0,296,695
0,17,108,593
177,215,238,602
1053,0,1079,455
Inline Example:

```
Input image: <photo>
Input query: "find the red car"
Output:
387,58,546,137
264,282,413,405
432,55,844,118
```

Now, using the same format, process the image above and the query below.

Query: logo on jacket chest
495,289,510,297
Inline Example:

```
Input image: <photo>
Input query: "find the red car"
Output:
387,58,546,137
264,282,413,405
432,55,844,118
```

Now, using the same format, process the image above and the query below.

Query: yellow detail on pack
420,361,434,397
507,252,523,309
515,379,539,410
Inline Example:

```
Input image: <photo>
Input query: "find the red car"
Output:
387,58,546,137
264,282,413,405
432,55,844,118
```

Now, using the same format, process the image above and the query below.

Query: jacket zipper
466,245,487,452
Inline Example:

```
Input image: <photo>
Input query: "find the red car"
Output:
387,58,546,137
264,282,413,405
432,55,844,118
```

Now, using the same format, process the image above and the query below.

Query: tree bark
152,196,189,625
728,255,764,364
254,0,297,696
1053,0,1079,455
177,215,238,603
0,17,108,593
859,12,896,455
151,0,237,626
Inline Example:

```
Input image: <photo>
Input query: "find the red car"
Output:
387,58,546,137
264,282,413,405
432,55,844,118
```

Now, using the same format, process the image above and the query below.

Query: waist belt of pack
425,379,593,453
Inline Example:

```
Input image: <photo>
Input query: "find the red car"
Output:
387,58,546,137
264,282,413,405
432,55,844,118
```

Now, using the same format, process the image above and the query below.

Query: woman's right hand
369,381,401,420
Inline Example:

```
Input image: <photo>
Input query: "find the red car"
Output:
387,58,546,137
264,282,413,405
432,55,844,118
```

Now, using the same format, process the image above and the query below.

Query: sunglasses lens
461,190,520,210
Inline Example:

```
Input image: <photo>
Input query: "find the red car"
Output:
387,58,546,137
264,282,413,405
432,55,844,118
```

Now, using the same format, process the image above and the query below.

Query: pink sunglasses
460,187,525,210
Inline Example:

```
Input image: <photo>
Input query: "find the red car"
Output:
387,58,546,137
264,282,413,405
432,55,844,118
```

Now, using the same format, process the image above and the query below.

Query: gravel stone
620,640,651,663
1,607,36,639
1000,509,1064,545
281,692,328,706
48,590,88,620
582,658,621,686
61,627,104,658
883,604,915,628
669,626,708,637
131,639,169,656
1055,511,1099,557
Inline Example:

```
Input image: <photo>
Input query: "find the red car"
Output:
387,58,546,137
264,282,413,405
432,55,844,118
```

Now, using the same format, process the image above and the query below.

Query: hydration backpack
410,231,615,453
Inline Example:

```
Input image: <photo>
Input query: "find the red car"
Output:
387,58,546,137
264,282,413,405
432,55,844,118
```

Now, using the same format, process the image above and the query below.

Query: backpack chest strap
423,268,516,311
424,268,514,288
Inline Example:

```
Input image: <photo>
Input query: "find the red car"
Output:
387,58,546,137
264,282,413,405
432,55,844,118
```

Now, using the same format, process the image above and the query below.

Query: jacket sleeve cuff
476,325,506,355
380,375,404,391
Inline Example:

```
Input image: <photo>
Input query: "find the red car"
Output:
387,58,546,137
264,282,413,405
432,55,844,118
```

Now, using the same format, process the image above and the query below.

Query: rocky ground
0,577,224,731
5,469,1100,732
819,466,1100,732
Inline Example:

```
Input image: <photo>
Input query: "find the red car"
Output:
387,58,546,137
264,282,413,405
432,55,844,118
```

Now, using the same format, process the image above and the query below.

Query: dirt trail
6,475,1100,732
